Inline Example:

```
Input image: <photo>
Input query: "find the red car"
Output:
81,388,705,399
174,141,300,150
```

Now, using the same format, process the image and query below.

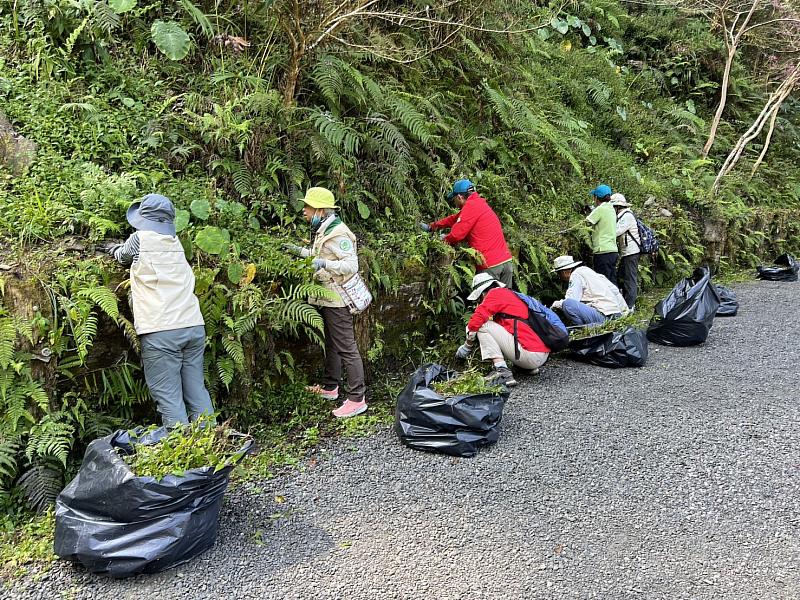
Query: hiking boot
516,367,540,376
332,398,368,418
306,384,339,400
485,367,517,388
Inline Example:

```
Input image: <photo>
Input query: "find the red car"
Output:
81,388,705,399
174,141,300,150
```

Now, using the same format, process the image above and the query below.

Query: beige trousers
477,321,549,370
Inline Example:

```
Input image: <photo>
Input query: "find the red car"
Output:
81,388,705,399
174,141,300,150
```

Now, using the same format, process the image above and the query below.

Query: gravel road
11,279,800,599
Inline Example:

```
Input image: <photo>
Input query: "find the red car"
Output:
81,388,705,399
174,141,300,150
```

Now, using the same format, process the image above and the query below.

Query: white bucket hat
467,272,505,301
610,193,630,207
552,255,583,272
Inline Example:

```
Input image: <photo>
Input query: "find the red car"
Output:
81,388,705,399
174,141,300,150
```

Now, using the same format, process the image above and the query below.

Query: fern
17,465,62,513
26,414,74,467
221,336,245,366
78,286,120,321
0,370,37,432
0,317,15,369
217,357,235,388
314,111,361,155
92,2,121,34
386,96,432,144
232,162,254,197
0,435,20,480
587,77,612,108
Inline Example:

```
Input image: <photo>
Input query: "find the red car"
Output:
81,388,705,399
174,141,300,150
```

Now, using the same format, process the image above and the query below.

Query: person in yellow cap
283,187,368,418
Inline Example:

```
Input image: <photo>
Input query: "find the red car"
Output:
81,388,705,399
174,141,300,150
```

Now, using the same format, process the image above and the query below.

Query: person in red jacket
421,179,514,287
455,273,551,387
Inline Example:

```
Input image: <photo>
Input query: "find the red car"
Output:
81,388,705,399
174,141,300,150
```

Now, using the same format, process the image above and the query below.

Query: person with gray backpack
612,193,641,308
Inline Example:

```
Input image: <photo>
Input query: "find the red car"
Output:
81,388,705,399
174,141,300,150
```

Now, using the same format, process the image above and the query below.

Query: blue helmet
590,184,613,199
447,179,475,201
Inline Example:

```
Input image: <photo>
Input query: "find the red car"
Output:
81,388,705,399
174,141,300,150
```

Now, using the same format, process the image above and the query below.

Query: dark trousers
618,253,640,308
321,306,366,401
593,252,619,286
484,261,514,288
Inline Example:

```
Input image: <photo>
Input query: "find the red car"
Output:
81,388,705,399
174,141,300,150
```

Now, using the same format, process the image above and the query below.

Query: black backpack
496,292,570,358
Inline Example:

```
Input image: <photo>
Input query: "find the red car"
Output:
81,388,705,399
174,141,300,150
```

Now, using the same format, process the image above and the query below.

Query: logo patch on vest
339,239,352,252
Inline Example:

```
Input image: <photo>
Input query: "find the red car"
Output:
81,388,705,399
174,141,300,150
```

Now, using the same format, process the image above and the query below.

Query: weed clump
432,370,505,398
120,418,249,480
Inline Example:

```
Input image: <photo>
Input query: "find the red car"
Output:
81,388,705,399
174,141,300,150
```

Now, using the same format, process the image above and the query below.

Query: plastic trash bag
714,285,739,317
568,327,648,368
54,427,253,578
756,254,799,282
395,364,509,458
647,266,721,346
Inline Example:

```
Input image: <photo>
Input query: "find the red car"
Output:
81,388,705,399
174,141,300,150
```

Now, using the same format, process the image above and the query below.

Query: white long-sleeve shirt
615,209,641,257
565,266,629,316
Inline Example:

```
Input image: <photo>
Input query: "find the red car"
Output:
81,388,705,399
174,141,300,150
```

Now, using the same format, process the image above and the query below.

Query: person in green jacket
586,184,618,286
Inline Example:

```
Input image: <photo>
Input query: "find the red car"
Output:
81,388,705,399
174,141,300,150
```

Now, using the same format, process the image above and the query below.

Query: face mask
310,213,322,231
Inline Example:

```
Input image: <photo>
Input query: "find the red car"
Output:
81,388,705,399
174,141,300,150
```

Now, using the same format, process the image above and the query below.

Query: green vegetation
433,370,505,398
0,0,798,525
120,417,249,480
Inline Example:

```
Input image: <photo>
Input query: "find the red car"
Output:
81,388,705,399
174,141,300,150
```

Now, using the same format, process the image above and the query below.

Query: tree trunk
702,46,736,159
282,48,304,107
713,70,799,191
749,97,782,178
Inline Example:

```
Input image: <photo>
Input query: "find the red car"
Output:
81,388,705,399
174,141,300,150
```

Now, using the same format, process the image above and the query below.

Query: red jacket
430,192,512,270
467,288,550,353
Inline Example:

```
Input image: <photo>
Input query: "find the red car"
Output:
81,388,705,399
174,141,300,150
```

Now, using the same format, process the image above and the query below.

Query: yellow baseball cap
301,187,338,209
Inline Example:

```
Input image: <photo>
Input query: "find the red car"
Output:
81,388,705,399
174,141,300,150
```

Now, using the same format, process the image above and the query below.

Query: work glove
281,243,304,256
96,240,122,255
439,233,447,242
311,258,326,271
419,222,431,233
551,300,564,311
455,343,474,360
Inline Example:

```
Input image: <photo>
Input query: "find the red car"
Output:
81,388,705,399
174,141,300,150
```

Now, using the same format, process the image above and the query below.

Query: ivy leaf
151,20,191,61
356,200,370,220
551,17,569,35
190,198,210,220
109,0,136,13
194,226,230,255
582,23,591,37
248,215,261,230
567,15,581,28
174,208,190,233
227,262,244,285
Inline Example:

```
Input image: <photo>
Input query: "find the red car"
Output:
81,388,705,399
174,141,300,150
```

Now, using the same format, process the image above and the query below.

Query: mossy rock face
0,112,36,176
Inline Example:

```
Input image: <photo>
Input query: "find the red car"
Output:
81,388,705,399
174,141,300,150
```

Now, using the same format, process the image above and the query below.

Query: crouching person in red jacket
455,273,551,388
421,179,514,287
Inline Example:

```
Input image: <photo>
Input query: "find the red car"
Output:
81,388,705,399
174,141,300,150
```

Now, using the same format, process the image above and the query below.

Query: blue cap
590,184,612,199
126,194,177,236
447,179,475,201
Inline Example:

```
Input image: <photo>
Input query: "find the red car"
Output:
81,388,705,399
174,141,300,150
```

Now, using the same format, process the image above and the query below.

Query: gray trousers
321,306,367,401
618,253,640,308
484,261,514,288
140,325,215,427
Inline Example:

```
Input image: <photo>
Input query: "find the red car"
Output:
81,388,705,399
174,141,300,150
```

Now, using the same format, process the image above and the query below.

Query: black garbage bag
647,266,721,346
568,327,648,368
54,427,253,578
756,253,799,282
714,285,739,317
394,364,509,458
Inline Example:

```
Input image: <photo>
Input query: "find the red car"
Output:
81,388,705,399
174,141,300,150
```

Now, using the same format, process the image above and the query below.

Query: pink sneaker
332,399,368,418
306,384,339,400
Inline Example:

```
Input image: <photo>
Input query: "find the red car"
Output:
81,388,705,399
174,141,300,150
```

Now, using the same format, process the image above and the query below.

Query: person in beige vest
107,194,214,427
283,187,368,419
